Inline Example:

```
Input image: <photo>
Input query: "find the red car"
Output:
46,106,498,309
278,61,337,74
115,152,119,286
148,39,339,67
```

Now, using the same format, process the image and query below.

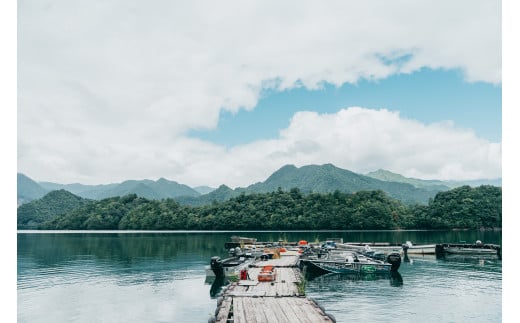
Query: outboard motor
435,244,445,259
401,243,410,263
386,252,402,271
210,256,224,277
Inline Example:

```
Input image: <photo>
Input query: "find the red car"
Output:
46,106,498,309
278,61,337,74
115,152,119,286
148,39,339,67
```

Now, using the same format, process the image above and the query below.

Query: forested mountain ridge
173,164,438,206
17,189,90,229
366,169,502,190
18,164,502,206
17,173,48,205
239,164,436,205
365,169,451,191
25,176,201,203
27,185,501,231
176,185,237,206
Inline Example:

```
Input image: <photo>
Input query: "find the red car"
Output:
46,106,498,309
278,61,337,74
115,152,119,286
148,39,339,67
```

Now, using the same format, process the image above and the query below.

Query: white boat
403,241,437,255
338,241,436,255
442,246,498,255
438,241,501,257
205,255,255,278
300,251,396,275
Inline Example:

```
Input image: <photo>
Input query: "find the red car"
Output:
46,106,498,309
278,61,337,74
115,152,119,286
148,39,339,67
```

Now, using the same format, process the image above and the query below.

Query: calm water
17,231,502,322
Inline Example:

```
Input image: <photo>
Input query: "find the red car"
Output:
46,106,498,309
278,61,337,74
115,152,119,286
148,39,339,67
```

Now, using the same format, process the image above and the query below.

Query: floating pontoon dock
211,251,335,323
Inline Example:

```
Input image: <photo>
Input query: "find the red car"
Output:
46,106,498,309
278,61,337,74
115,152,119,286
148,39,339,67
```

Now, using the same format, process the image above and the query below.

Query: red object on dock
240,269,248,280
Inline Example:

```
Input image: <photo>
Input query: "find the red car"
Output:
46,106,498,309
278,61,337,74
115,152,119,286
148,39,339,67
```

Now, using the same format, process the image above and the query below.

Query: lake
17,230,502,322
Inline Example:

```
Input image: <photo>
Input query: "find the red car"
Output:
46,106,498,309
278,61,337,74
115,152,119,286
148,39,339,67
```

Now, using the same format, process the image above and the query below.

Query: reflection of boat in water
205,255,255,278
436,253,502,265
299,251,395,276
208,275,227,298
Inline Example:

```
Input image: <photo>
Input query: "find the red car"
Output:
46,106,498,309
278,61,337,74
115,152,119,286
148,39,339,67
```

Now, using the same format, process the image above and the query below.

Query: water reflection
404,253,502,272
435,253,501,264
18,231,502,323
389,271,403,287
208,276,228,298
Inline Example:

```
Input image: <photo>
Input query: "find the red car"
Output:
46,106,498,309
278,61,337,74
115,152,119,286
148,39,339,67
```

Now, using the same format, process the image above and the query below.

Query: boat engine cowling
210,256,224,277
386,252,401,271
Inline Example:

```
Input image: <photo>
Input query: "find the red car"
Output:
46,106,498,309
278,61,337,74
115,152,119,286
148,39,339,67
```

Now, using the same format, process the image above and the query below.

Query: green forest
18,185,501,230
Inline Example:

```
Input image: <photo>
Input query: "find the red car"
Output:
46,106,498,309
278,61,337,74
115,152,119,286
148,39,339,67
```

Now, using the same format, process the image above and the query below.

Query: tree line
30,185,501,231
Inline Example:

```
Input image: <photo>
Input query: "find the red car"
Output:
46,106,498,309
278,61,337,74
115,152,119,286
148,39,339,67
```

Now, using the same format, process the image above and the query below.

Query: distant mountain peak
216,184,232,191
366,169,407,180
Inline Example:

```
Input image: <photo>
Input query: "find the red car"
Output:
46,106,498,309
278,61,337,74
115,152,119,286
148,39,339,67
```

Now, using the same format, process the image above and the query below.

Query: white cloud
17,0,501,186
221,108,501,187
19,107,501,187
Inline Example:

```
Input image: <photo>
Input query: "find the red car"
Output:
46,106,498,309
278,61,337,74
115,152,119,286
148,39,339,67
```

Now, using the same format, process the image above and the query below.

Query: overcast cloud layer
18,0,501,187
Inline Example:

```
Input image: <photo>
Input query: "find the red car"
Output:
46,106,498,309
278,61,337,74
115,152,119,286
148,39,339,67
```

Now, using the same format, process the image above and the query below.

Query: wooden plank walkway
232,297,333,323
252,254,300,268
212,253,335,323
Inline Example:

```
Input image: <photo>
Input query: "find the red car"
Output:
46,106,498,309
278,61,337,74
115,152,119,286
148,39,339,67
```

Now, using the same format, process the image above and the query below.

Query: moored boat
205,255,255,278
402,241,437,255
224,236,259,249
338,241,436,255
435,240,501,258
299,251,395,275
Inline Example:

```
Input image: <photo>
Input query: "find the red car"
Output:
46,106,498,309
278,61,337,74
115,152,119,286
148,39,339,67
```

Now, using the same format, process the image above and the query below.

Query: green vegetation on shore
18,185,501,231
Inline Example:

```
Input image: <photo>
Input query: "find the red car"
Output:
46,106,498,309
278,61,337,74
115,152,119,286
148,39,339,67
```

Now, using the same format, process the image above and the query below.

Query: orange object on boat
257,265,277,282
298,240,308,245
279,247,287,252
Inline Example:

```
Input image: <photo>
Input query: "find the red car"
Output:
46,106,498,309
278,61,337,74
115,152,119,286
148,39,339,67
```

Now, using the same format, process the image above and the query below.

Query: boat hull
443,247,498,255
206,256,254,277
339,243,436,255
435,243,501,258
300,259,392,275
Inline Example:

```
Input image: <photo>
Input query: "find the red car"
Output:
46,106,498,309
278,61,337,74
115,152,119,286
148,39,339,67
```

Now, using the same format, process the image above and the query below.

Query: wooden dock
211,252,335,323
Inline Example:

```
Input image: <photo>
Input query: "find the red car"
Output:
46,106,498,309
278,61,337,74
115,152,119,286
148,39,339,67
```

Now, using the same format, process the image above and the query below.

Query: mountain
174,164,443,206
19,165,502,208
443,178,502,188
366,169,451,191
17,189,89,229
17,173,48,205
38,179,121,199
366,169,502,190
176,184,237,206
101,178,200,199
152,178,201,198
38,181,119,199
240,164,438,204
37,177,200,200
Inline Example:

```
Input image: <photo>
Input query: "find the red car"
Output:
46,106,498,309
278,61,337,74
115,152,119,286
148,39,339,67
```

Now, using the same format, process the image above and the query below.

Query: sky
15,0,504,189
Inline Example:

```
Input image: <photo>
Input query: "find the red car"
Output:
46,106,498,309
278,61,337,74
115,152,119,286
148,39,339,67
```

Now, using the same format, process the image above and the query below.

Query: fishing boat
224,236,258,249
435,241,501,258
299,251,395,275
228,246,264,258
402,241,437,255
205,255,255,278
338,241,436,255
